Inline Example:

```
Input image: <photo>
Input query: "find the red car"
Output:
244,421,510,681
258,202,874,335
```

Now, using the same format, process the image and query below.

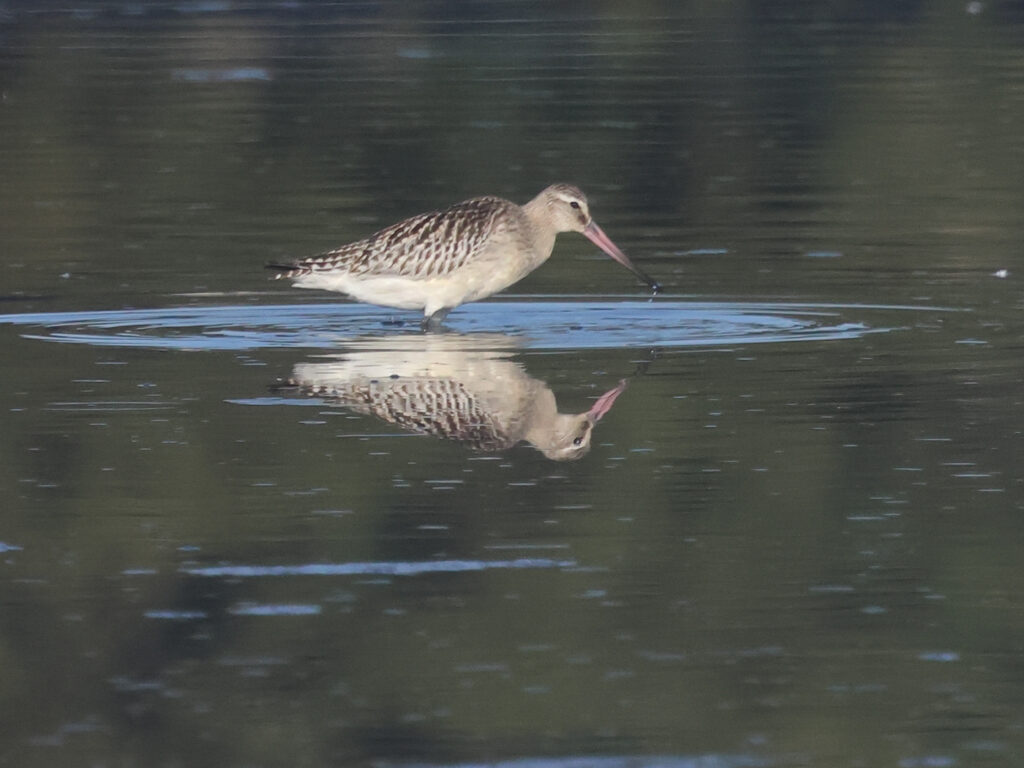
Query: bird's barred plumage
268,196,515,280
281,376,517,453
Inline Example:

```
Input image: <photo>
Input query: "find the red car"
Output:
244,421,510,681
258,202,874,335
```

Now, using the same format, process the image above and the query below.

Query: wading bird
267,184,659,327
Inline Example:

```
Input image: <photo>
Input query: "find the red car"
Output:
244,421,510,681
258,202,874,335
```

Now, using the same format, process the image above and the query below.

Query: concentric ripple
0,298,940,352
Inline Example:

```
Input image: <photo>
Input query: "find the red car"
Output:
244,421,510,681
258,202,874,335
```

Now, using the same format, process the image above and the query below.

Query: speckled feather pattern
273,196,518,280
287,376,518,452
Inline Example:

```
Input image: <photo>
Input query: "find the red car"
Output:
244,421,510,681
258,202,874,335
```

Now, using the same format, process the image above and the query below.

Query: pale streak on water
0,299,916,350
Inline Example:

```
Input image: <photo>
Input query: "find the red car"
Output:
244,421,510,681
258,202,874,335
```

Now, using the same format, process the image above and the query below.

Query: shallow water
0,299,911,350
2,3,1023,768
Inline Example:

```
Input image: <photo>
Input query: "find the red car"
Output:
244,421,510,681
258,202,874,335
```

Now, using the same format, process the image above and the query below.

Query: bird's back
271,196,521,280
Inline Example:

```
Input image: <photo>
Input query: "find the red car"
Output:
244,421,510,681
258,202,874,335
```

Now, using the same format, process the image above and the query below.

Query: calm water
1,3,1023,767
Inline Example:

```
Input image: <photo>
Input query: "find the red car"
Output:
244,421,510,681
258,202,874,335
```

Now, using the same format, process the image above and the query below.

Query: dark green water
1,3,1022,767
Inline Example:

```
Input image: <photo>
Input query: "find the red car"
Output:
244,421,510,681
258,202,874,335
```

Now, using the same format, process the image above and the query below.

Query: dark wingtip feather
265,262,307,279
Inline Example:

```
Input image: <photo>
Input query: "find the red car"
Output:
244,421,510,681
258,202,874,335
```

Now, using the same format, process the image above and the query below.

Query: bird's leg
421,308,451,332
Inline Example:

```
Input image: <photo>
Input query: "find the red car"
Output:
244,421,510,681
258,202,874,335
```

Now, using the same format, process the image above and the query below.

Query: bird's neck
521,192,560,263
521,389,561,444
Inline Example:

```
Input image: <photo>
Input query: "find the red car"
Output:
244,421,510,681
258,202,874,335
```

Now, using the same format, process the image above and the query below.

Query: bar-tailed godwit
275,336,629,460
267,184,659,327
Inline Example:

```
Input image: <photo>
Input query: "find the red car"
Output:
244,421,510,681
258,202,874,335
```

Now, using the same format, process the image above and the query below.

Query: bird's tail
265,262,312,279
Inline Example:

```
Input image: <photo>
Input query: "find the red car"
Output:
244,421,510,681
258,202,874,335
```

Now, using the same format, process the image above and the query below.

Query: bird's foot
421,308,452,332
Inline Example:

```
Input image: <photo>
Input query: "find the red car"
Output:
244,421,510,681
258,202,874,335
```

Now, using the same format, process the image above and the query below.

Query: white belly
292,256,540,316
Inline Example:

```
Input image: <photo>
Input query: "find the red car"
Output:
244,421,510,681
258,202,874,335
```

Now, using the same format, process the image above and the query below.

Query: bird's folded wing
283,198,509,279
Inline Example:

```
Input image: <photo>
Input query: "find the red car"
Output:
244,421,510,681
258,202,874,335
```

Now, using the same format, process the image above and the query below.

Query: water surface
1,3,1022,768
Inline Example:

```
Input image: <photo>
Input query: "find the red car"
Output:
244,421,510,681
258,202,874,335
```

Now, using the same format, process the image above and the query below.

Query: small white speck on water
918,651,960,662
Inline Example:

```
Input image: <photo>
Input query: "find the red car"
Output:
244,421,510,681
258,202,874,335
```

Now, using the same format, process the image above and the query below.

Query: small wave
0,298,941,352
182,558,577,578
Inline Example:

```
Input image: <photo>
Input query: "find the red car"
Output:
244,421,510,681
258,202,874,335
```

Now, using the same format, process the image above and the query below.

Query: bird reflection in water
274,334,628,461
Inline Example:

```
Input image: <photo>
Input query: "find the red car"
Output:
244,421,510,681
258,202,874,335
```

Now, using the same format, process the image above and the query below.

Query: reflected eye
569,201,580,210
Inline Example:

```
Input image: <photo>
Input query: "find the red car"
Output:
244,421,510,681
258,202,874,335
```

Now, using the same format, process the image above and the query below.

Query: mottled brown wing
281,376,517,452
278,197,510,279
363,379,516,452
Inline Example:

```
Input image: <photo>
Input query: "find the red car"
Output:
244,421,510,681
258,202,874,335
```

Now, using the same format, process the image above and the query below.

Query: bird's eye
569,201,580,210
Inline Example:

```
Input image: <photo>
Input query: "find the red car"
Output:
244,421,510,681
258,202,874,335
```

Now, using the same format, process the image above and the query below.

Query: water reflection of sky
0,299,928,351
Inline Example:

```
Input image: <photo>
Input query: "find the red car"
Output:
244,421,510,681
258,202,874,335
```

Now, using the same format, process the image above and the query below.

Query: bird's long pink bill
587,379,628,423
583,221,661,293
